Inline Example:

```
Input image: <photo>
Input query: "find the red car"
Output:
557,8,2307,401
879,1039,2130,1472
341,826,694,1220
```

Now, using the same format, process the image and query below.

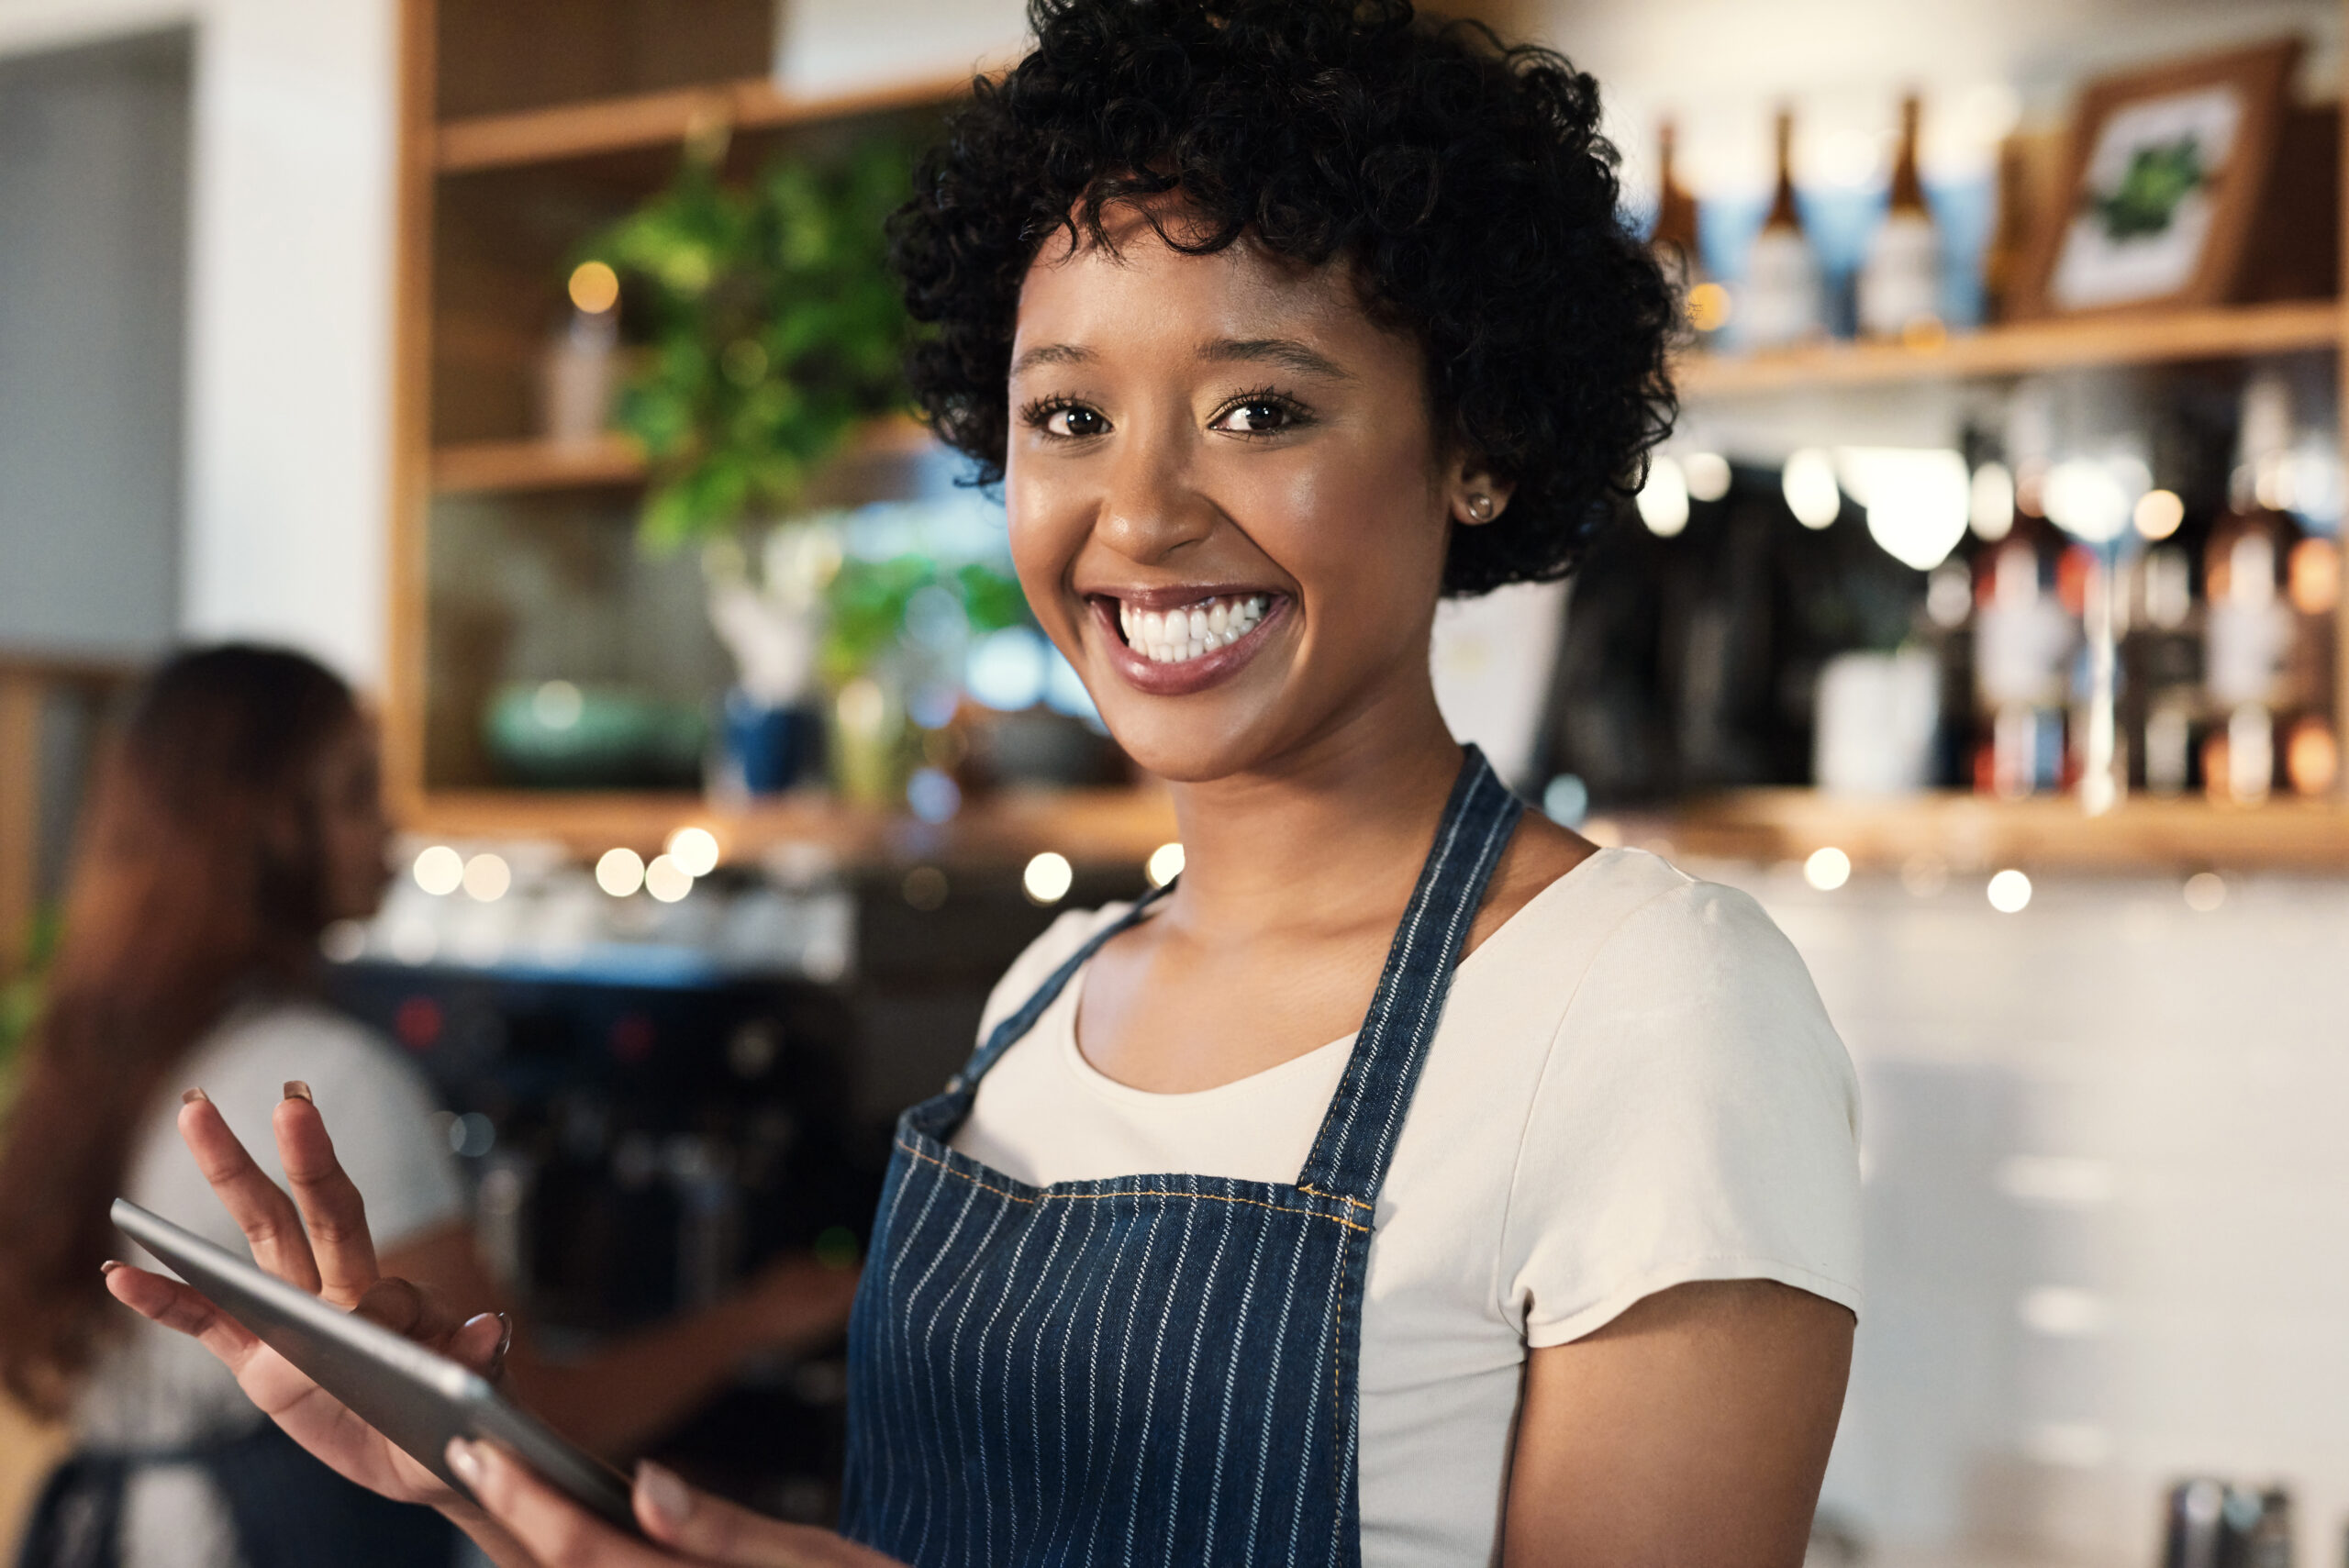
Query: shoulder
975,904,1136,1043
1487,857,1864,1342
1491,852,1841,1056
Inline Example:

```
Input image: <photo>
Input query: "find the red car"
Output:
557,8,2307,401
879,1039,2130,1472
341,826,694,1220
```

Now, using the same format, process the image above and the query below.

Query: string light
1146,842,1186,888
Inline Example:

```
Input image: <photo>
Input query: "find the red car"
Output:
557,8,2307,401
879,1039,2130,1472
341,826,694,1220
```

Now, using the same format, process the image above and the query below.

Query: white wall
0,0,395,689
1727,863,2349,1566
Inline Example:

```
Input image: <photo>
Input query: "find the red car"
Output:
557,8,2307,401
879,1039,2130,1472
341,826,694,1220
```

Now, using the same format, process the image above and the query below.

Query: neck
1159,675,1464,944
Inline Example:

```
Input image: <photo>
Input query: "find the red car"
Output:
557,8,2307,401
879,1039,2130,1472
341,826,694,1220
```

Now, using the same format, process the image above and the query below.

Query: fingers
178,1090,321,1294
634,1462,875,1566
449,1441,687,1568
273,1086,381,1307
103,1260,262,1370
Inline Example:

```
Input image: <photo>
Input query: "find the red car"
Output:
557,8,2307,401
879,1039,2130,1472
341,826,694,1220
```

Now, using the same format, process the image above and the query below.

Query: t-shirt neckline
1055,845,1633,1104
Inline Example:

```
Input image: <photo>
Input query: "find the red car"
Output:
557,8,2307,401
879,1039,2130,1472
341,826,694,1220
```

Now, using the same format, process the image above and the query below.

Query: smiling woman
105,5,1860,1567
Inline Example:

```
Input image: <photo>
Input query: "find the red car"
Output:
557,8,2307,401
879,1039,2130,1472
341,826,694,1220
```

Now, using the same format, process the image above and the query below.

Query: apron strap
1296,745,1522,1204
944,882,1173,1096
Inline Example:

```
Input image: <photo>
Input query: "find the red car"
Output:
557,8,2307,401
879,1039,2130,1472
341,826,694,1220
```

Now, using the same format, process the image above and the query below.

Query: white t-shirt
78,997,466,1568
950,847,1863,1565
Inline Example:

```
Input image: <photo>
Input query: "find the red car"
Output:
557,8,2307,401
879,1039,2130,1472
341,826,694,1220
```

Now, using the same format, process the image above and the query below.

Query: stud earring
1465,494,1496,523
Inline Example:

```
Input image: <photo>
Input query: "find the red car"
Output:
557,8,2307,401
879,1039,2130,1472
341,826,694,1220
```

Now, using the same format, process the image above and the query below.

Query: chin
1096,707,1280,786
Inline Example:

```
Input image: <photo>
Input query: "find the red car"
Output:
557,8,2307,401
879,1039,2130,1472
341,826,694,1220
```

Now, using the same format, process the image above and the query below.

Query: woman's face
1006,204,1494,784
307,718,391,925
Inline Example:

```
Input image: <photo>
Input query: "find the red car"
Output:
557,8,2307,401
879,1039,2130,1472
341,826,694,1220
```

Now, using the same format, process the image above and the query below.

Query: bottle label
1739,230,1821,350
1858,214,1940,338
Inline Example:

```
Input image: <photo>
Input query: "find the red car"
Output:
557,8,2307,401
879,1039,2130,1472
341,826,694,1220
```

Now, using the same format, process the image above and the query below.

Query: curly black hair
888,0,1676,595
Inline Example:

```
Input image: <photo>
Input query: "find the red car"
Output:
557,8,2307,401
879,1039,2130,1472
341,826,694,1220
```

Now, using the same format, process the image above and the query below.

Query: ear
1444,450,1515,528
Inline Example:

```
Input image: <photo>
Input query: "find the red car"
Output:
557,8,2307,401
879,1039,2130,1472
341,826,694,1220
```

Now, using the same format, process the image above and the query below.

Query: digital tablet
111,1197,641,1537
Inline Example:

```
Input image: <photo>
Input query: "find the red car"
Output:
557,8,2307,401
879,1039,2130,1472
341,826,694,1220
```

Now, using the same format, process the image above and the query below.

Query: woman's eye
1212,400,1297,436
1043,405,1108,439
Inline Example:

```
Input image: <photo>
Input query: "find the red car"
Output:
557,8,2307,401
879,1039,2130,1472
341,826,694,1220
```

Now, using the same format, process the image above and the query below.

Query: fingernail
100,1260,124,1275
636,1461,690,1529
445,1438,483,1487
283,1080,313,1104
181,1088,209,1106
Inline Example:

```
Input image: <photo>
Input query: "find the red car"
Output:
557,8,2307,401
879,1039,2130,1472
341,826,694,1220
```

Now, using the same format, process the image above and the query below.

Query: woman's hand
103,1087,506,1509
449,1441,899,1567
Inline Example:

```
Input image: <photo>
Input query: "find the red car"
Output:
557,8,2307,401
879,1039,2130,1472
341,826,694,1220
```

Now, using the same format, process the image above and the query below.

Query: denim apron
842,747,1522,1566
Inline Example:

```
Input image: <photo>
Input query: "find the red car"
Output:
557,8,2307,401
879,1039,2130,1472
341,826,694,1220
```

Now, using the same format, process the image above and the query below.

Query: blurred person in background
0,645,857,1568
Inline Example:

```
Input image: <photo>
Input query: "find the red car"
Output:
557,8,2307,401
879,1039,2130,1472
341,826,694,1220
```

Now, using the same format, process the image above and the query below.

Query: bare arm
1502,1280,1854,1568
383,1226,859,1457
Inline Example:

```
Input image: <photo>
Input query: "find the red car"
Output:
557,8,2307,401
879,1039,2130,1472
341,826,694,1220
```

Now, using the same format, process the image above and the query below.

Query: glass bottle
1739,107,1823,351
1858,93,1942,342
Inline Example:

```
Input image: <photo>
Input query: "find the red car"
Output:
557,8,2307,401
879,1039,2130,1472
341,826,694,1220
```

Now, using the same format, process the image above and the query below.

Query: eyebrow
1008,342,1094,378
1198,338,1354,380
1006,337,1353,382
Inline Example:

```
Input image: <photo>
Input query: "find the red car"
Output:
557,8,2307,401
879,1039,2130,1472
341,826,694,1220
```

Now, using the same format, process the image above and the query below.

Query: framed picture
2012,39,2300,318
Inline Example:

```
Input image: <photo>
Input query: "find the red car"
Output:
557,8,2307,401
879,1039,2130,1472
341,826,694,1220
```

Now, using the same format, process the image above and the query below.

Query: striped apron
841,747,1522,1565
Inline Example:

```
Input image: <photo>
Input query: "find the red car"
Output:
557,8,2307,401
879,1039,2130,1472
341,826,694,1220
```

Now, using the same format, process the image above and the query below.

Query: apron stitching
894,1140,1371,1234
1296,1184,1372,1210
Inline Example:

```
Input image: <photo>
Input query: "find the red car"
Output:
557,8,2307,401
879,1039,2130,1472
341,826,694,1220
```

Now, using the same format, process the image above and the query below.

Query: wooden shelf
397,785,1181,871
435,72,969,174
1676,299,2343,399
434,435,646,493
1612,789,2349,873
395,781,2349,877
431,417,936,496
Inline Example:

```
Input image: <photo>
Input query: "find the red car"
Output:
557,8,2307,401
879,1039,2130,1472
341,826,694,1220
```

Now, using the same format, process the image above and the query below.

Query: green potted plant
580,130,918,796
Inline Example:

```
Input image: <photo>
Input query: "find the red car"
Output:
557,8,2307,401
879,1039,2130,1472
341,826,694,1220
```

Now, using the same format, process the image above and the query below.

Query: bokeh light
1022,851,1074,906
1987,868,2033,914
462,853,511,903
665,827,721,877
1803,847,1852,892
567,260,619,315
1146,841,1186,888
644,854,693,904
1782,449,1842,529
2132,489,2184,541
596,847,646,897
413,844,464,896
2182,872,2226,913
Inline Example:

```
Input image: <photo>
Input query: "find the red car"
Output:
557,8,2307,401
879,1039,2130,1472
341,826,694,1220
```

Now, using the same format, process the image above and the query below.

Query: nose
1095,417,1218,565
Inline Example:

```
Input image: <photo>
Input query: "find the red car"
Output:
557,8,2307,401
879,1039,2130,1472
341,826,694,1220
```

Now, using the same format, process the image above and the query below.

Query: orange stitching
1296,1184,1372,1212
893,1140,1371,1235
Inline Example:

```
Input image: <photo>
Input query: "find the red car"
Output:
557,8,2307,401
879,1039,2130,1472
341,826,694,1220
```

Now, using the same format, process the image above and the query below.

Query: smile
1087,589,1290,696
1119,594,1268,664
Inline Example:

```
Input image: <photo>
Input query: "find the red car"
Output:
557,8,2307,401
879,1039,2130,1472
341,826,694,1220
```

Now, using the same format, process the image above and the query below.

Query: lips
1087,587,1291,696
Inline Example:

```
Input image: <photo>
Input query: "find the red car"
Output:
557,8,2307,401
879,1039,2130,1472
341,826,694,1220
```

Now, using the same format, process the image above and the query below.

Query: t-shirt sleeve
1501,879,1863,1348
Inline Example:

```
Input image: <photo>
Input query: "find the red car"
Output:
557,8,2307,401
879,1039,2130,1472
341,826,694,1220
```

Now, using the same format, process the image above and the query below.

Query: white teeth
1117,593,1274,664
